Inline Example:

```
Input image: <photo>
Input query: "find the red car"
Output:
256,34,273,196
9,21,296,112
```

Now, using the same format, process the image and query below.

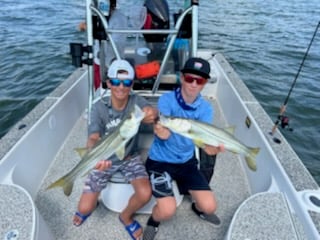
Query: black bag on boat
199,149,217,184
143,0,170,42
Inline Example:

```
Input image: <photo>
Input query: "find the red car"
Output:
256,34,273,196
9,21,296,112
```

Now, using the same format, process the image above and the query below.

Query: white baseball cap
107,59,135,79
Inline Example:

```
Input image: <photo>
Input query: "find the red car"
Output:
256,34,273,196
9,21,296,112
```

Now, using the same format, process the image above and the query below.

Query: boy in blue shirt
143,57,224,240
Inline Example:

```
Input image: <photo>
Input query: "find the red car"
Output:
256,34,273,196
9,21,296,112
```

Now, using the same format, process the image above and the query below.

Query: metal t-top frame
85,0,199,120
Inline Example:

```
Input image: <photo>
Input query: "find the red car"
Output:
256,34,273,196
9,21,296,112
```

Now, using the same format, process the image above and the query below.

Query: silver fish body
159,115,259,171
47,105,145,196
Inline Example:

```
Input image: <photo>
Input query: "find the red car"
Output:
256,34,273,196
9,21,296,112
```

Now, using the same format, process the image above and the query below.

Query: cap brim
181,69,210,79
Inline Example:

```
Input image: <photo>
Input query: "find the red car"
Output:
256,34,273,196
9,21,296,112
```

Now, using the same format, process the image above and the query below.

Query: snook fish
159,115,259,171
47,105,145,196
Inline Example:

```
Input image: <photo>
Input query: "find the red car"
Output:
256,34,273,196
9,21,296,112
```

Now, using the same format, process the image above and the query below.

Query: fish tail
245,147,260,171
46,176,74,197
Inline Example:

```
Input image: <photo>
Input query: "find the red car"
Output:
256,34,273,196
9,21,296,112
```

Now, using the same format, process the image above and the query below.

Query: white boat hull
1,52,319,239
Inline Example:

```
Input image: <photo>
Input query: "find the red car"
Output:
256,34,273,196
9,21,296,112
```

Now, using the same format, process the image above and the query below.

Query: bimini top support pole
86,0,94,125
191,0,199,57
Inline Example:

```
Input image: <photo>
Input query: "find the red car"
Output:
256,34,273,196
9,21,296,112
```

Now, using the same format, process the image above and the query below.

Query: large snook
159,115,259,171
46,105,145,196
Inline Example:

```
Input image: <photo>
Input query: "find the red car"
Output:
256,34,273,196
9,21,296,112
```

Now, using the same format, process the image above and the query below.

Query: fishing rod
270,21,320,144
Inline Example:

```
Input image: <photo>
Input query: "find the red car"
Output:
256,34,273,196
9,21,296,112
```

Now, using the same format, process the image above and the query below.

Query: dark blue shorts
146,157,211,197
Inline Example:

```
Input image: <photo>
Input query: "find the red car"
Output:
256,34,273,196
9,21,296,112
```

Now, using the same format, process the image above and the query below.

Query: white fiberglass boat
1,1,319,239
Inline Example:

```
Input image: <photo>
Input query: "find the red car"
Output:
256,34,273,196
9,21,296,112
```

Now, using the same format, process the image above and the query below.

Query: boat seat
101,129,184,213
226,192,300,239
0,184,54,240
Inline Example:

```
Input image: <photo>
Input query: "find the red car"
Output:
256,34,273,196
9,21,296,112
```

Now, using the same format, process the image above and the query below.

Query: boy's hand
154,122,171,140
95,160,112,171
204,144,225,156
78,22,86,31
142,106,158,124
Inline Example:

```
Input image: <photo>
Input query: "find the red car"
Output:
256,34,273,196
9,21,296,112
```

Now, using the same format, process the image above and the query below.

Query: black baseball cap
181,57,210,79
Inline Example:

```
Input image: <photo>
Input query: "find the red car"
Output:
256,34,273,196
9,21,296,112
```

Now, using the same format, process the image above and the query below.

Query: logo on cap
194,62,203,70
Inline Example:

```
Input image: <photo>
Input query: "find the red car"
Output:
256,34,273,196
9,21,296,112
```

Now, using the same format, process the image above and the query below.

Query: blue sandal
119,216,143,240
73,211,92,227
73,202,99,227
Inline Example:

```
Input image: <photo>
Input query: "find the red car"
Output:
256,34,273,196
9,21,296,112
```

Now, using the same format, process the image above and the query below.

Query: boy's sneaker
191,202,221,226
143,225,158,240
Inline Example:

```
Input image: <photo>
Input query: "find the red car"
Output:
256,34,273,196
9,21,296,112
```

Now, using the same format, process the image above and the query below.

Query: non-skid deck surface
35,98,250,240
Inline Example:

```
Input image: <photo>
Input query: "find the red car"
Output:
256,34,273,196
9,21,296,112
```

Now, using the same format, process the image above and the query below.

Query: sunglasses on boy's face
183,74,208,85
109,78,133,87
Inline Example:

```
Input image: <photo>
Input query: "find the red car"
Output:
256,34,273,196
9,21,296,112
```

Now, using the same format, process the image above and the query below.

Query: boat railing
89,3,198,89
85,0,199,120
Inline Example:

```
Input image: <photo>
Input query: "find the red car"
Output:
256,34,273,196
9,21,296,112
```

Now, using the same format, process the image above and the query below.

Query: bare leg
189,190,221,226
151,196,176,222
189,190,216,214
73,191,100,226
143,196,176,240
120,178,151,239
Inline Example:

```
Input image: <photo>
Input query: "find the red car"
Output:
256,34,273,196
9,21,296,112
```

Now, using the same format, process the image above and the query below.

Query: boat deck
35,97,251,240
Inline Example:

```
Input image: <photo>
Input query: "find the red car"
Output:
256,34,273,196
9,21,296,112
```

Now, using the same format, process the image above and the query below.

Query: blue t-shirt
149,91,214,164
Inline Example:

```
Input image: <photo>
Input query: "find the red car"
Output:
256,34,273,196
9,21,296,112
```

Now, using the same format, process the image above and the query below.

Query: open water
1,0,319,183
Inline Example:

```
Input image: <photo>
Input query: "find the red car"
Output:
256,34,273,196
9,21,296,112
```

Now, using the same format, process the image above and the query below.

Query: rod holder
69,43,93,67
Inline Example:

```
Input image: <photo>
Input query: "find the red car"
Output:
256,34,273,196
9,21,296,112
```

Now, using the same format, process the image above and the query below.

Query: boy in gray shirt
73,59,157,240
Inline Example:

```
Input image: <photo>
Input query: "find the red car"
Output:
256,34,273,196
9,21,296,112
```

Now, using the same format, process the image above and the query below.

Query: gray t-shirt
88,93,150,161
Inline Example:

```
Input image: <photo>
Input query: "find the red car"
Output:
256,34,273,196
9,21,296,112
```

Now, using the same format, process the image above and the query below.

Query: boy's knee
133,181,152,202
163,202,177,219
154,198,177,220
138,188,152,202
198,200,217,215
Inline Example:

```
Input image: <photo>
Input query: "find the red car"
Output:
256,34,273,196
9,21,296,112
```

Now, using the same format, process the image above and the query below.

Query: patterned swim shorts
83,155,148,193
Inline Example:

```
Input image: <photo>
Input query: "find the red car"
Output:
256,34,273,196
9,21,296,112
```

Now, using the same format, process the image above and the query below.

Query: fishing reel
269,115,294,144
276,115,293,131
